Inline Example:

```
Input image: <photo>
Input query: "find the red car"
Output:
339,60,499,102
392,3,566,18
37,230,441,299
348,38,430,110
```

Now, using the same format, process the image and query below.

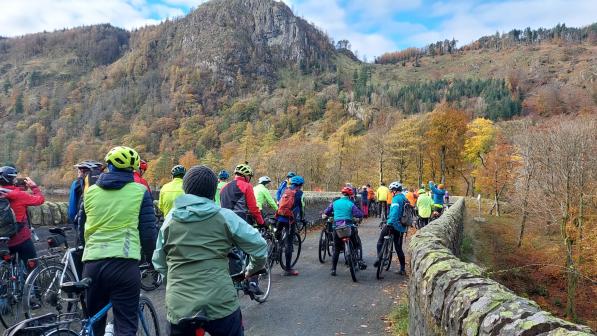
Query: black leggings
9,239,37,271
378,201,388,219
376,225,405,270
275,221,296,271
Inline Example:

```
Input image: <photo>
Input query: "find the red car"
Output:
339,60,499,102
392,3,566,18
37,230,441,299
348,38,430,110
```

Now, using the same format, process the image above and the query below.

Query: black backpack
400,202,415,227
0,198,19,238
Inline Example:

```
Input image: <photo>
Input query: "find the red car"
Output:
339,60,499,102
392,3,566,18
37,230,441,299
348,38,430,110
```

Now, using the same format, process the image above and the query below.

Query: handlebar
230,268,268,282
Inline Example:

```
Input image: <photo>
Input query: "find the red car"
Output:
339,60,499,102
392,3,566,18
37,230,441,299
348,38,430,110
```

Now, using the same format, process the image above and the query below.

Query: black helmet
0,166,18,184
171,165,186,177
74,160,103,170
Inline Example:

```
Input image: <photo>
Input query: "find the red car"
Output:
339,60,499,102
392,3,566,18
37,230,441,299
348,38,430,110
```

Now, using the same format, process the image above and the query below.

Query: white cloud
0,0,178,37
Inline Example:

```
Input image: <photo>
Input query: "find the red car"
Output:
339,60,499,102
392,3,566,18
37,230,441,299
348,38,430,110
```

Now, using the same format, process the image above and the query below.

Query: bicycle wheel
298,221,307,242
24,263,77,319
376,239,391,280
354,234,363,261
253,255,272,303
279,231,302,270
0,260,26,328
318,229,328,263
46,330,79,335
138,295,161,336
140,268,163,292
346,241,357,282
327,232,334,256
385,239,393,272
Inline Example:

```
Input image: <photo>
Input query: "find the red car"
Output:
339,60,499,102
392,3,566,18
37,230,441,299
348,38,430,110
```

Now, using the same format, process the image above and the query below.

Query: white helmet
389,181,402,191
258,176,272,184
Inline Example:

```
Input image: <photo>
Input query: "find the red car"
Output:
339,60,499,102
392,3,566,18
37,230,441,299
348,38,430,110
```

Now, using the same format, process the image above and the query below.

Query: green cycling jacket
254,184,278,212
214,181,227,205
416,193,434,218
152,194,267,323
82,182,145,261
158,178,184,216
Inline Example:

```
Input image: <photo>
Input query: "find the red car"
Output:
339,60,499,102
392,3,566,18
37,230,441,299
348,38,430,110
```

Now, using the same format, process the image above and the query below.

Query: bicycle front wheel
138,295,161,336
297,221,307,242
318,229,328,263
376,239,391,280
24,263,77,318
0,261,25,328
253,257,272,303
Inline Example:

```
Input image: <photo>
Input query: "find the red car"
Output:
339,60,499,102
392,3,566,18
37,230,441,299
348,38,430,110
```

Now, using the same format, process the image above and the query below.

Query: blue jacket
77,170,157,260
276,180,288,201
324,196,363,227
67,179,82,223
276,186,304,223
388,193,408,233
429,182,446,205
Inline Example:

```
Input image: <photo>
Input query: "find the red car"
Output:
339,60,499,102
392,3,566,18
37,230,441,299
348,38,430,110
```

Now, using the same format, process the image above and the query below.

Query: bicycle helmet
287,171,296,178
0,166,18,184
234,163,253,177
438,184,445,190
290,175,304,186
74,160,100,170
258,176,272,184
105,146,140,170
341,186,353,196
171,165,186,177
218,170,230,180
139,160,148,171
389,181,402,191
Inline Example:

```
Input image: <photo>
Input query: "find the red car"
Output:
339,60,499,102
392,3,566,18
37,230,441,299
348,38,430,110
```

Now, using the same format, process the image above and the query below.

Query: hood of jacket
95,170,134,190
171,194,219,223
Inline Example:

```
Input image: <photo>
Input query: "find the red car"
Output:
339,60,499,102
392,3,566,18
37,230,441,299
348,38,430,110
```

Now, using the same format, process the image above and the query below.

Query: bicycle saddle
61,277,92,294
49,226,72,235
178,311,209,327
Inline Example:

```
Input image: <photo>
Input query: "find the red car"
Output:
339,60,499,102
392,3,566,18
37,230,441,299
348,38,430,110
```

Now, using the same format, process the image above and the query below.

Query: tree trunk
517,176,531,248
379,149,384,184
440,145,447,184
417,151,423,186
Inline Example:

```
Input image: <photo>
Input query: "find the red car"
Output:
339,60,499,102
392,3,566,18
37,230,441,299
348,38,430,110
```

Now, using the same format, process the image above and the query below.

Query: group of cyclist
0,143,451,336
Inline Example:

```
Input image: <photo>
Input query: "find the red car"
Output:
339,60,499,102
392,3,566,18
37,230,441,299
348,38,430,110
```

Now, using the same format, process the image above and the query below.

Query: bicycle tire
0,259,26,328
138,295,161,336
376,239,391,280
346,241,357,282
253,256,272,303
385,240,393,272
24,263,77,319
298,221,307,242
46,329,79,335
279,231,302,270
140,268,163,292
318,229,327,263
355,234,363,261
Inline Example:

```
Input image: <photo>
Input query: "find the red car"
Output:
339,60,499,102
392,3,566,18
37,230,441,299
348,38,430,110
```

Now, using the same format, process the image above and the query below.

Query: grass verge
387,297,409,336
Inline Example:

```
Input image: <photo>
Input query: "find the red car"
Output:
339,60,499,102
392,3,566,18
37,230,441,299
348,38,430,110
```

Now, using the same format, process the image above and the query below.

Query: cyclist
158,165,186,217
77,146,157,336
276,171,296,201
133,160,151,193
274,175,304,276
429,181,447,214
376,182,390,220
220,163,264,226
416,188,433,228
214,170,230,205
359,186,369,217
0,166,44,270
153,165,267,336
367,183,376,215
405,187,417,207
323,187,364,276
67,160,103,224
374,182,407,275
255,176,278,214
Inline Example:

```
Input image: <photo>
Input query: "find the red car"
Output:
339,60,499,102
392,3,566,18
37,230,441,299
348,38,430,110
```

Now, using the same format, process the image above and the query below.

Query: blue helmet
290,175,304,186
287,171,297,178
218,170,230,180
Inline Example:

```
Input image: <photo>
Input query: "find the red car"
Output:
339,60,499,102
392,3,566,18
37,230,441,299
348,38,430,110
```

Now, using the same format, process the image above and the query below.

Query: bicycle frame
80,299,154,336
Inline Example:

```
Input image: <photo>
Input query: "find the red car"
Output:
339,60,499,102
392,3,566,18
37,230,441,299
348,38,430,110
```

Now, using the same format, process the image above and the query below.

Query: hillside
0,0,595,190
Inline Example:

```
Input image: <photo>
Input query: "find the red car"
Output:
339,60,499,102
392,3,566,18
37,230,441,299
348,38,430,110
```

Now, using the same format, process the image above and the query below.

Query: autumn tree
476,132,519,216
179,150,199,168
462,118,496,195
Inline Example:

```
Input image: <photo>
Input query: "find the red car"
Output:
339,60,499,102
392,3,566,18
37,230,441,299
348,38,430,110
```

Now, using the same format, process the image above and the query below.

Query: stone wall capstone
408,198,594,336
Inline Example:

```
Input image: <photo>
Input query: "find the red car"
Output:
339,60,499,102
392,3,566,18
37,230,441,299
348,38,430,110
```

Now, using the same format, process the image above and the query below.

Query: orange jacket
406,192,417,207
367,189,375,200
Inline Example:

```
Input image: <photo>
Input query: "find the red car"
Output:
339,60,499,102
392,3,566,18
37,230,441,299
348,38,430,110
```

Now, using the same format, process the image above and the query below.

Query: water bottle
104,322,114,336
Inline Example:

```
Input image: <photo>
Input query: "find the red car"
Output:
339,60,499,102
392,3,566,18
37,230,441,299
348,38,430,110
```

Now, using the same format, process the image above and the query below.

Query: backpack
400,202,415,227
0,198,19,238
276,188,297,218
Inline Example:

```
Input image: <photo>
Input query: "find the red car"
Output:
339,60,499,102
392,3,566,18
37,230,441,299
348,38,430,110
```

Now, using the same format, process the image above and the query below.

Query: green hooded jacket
152,194,267,323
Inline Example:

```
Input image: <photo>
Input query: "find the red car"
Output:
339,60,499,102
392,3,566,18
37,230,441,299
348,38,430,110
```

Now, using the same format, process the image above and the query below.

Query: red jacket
220,176,264,225
134,172,151,192
3,185,45,247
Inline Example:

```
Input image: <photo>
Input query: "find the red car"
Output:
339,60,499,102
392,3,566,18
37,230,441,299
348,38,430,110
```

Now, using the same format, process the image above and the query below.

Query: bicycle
23,227,81,319
0,237,32,328
376,225,394,280
295,219,308,243
334,226,360,282
229,242,271,303
265,217,302,271
318,217,334,263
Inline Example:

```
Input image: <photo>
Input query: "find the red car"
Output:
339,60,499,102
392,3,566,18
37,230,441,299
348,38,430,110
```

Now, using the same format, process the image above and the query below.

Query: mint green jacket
152,194,267,323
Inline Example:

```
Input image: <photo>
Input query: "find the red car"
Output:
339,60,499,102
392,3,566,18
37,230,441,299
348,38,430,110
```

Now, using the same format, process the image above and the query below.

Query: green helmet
105,146,140,170
171,165,186,177
234,163,253,177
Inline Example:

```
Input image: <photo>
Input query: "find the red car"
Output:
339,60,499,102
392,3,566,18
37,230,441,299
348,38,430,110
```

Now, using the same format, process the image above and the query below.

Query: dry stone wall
408,198,594,336
27,202,69,227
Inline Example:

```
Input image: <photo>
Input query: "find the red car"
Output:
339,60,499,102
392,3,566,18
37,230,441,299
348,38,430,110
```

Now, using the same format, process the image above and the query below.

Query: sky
0,0,595,59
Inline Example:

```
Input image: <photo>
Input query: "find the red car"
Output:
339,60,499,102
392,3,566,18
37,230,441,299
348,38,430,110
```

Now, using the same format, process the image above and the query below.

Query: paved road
28,218,409,335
